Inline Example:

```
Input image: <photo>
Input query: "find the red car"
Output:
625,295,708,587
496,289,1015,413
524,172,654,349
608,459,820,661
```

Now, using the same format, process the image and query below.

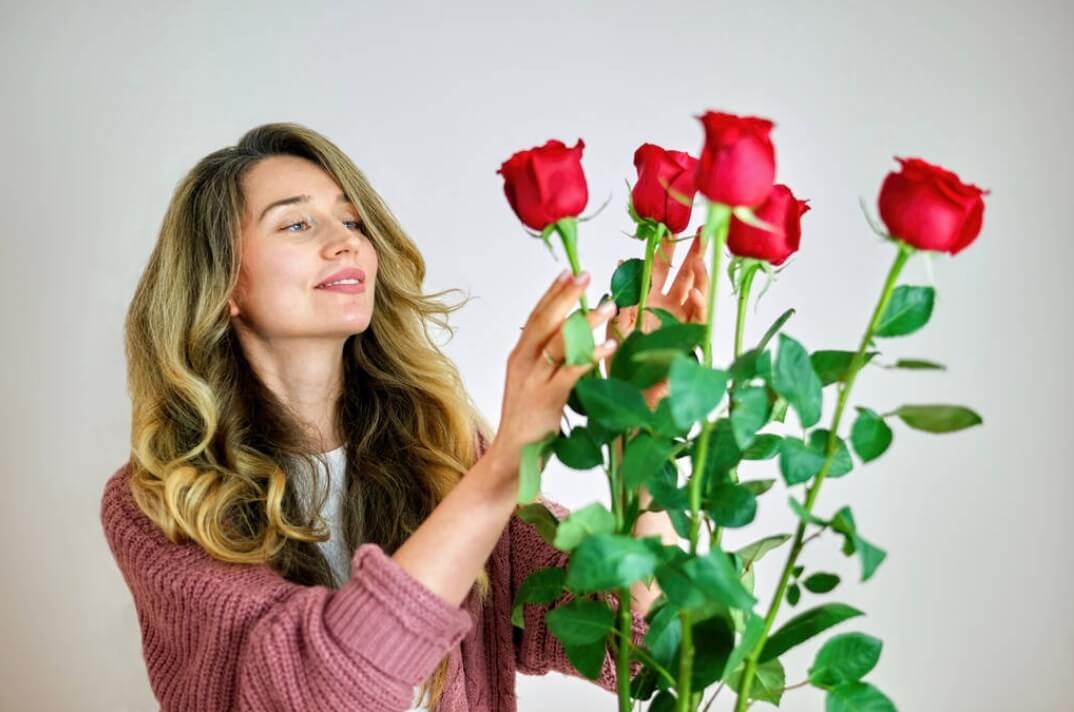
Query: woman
101,122,703,711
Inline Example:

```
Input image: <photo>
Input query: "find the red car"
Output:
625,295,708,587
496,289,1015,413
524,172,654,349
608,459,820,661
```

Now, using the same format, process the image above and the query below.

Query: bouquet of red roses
498,110,987,712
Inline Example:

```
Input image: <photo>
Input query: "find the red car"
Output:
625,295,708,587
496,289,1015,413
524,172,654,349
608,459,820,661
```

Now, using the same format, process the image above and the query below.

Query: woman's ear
228,297,240,317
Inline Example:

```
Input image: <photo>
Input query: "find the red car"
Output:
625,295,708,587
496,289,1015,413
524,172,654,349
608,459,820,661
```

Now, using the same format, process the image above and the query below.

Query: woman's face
228,155,378,341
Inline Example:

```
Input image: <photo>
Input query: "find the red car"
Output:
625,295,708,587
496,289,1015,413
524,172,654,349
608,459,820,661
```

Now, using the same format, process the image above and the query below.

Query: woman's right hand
485,269,621,488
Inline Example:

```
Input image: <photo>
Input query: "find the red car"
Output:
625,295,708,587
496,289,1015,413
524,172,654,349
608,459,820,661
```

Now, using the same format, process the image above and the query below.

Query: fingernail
573,271,589,284
556,269,570,283
598,301,616,314
604,338,618,349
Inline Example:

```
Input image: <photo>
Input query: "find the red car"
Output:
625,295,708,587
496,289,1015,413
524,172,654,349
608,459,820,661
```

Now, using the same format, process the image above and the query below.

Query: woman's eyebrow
258,193,352,223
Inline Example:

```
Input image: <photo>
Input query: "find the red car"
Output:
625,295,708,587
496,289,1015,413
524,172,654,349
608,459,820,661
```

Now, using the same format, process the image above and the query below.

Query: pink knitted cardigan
100,433,649,711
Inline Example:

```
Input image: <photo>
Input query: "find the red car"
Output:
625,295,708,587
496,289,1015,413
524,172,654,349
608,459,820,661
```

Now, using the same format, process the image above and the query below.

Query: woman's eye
281,219,362,233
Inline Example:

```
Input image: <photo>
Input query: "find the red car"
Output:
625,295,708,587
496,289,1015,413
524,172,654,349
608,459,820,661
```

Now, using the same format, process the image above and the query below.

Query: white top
292,444,430,711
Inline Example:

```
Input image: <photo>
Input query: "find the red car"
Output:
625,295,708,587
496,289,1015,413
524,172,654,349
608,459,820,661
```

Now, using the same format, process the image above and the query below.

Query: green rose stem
553,217,589,313
676,201,732,712
636,222,665,329
609,220,666,711
731,239,916,711
712,259,762,550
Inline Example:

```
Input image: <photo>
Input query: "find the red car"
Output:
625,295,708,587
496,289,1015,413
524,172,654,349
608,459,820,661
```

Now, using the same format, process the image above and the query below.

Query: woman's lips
316,282,366,294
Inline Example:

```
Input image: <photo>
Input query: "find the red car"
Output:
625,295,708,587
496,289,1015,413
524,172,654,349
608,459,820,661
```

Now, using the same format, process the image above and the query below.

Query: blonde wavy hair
124,122,496,709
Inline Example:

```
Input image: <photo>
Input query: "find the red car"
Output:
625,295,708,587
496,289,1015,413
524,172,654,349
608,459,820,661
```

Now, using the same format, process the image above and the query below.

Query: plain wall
1,0,1070,709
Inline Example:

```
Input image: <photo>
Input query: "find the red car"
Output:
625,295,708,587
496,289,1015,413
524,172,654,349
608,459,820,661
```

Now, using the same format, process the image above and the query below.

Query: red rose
695,111,777,207
497,139,589,230
726,184,810,266
877,157,988,255
631,143,700,234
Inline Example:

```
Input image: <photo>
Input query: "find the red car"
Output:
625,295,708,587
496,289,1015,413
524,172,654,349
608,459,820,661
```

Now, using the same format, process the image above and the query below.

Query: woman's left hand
601,229,709,408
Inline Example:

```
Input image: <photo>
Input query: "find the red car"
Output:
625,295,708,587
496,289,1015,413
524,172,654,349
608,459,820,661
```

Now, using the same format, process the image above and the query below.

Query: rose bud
631,143,700,234
497,139,588,231
695,110,777,207
726,183,810,266
878,157,988,255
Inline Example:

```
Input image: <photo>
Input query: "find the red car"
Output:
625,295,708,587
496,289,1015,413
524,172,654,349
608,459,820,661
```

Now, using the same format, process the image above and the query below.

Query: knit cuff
323,542,474,685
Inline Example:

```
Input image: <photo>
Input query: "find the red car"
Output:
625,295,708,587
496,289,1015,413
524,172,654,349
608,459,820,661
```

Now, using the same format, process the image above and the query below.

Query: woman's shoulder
99,460,293,604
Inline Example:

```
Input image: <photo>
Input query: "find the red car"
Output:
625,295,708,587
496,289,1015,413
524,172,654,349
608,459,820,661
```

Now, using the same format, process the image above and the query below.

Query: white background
1,1,1070,709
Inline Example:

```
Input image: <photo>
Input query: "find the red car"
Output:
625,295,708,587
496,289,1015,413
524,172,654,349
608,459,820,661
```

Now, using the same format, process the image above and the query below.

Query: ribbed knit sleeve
509,494,649,694
100,464,474,712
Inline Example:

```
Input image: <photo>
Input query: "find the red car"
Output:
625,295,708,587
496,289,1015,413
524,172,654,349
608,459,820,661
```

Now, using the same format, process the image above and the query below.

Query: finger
526,269,575,325
667,251,698,305
691,256,709,297
518,271,592,358
649,233,678,293
687,287,706,322
540,298,618,368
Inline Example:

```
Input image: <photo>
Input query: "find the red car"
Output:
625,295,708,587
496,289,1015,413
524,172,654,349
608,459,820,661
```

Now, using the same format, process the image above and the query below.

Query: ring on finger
541,347,563,367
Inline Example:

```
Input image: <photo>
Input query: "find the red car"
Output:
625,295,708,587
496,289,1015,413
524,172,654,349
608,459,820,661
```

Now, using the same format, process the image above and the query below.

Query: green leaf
650,397,689,438
689,613,738,688
649,690,677,711
553,503,616,552
646,460,689,510
726,657,786,705
830,507,887,582
787,582,801,606
611,258,645,307
854,534,887,582
511,567,566,628
808,429,855,478
546,599,615,680
826,681,896,711
803,572,841,594
734,534,791,569
850,407,893,462
739,478,777,497
742,433,781,460
644,602,683,670
655,548,757,612
893,404,983,433
759,603,865,663
723,612,765,684
565,533,661,593
811,350,881,386
518,432,558,504
730,386,771,449
771,395,789,423
874,285,935,338
809,632,882,689
545,597,615,645
705,483,757,528
773,333,824,428
553,426,605,469
757,308,796,353
668,353,729,429
779,436,828,485
574,377,653,433
515,502,560,547
562,310,596,366
696,418,743,488
729,347,763,382
610,323,706,388
892,357,946,370
621,432,676,489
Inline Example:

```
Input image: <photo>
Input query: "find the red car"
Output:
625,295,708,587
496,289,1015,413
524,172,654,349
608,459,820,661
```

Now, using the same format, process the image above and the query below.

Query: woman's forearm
630,483,680,615
391,447,519,608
